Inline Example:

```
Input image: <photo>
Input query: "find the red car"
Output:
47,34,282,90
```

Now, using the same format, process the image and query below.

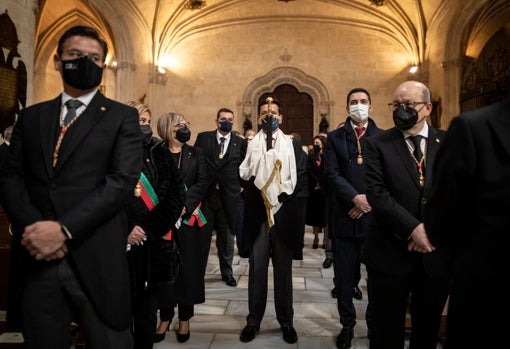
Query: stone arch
240,66,331,136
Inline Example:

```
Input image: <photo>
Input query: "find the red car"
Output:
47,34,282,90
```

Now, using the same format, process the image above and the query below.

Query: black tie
64,99,83,125
410,135,423,161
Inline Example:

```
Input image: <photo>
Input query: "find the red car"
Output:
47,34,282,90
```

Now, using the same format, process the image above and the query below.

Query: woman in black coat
306,135,328,248
153,112,209,343
125,102,185,349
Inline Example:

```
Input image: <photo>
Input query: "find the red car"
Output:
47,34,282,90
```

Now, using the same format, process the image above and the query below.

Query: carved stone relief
0,11,27,132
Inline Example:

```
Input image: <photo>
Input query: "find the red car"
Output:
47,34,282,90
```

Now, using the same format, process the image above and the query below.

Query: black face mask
176,126,191,143
62,56,103,90
313,144,321,153
218,120,233,133
393,106,418,131
140,125,153,144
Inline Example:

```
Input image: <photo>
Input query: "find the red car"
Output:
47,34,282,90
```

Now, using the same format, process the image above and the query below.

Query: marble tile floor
154,228,371,349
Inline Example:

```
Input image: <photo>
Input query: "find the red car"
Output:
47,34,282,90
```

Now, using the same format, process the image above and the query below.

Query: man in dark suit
425,97,510,349
0,26,141,349
364,81,449,349
238,97,307,344
194,108,247,286
324,87,382,349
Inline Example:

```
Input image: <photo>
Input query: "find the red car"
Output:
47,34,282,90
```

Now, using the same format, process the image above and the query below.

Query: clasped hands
348,194,371,219
407,223,435,253
22,221,68,261
127,225,147,246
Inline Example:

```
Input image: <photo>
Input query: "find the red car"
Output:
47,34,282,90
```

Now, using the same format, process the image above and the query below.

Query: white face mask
349,104,369,123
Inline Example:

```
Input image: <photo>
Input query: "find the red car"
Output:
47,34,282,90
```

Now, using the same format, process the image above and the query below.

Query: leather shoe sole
240,325,259,342
281,325,298,344
222,275,237,287
353,286,362,300
336,327,353,349
323,257,333,268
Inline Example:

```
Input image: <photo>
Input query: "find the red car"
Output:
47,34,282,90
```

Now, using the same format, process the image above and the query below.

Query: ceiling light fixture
368,0,385,6
186,0,206,9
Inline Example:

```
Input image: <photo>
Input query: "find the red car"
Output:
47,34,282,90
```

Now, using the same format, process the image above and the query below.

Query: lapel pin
435,138,440,143
100,106,106,111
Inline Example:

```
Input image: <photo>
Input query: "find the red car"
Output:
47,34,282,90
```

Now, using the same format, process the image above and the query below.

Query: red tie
355,126,365,138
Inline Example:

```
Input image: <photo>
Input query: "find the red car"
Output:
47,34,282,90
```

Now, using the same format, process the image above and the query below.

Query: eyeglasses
175,122,190,129
388,102,427,111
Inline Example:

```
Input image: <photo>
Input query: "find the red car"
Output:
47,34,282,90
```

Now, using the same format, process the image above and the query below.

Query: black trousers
22,257,133,349
203,189,234,278
246,222,294,328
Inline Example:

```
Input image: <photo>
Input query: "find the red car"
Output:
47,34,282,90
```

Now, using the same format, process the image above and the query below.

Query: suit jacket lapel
54,93,108,173
39,97,61,177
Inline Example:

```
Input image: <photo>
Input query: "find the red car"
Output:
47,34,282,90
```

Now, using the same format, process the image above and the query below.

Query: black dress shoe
222,275,237,287
176,331,190,343
281,325,298,344
331,287,337,298
176,320,190,343
336,327,353,349
153,321,170,343
353,286,362,300
323,257,333,268
240,325,259,342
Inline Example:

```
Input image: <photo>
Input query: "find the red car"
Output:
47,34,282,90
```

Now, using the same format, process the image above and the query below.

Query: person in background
0,25,141,348
125,101,185,349
244,128,256,141
364,81,449,349
323,88,381,349
194,108,247,286
306,134,328,249
425,97,510,349
153,112,209,344
238,97,306,344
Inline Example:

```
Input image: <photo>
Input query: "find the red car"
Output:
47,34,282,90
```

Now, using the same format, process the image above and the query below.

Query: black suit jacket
424,99,510,347
194,130,247,231
324,118,382,238
364,125,447,278
0,92,142,330
179,143,208,217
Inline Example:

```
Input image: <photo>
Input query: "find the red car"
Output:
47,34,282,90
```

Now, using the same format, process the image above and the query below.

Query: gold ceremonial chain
52,106,85,167
356,136,363,164
355,127,364,164
409,141,427,186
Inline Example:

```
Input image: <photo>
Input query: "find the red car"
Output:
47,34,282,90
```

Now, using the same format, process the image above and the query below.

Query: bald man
363,81,449,349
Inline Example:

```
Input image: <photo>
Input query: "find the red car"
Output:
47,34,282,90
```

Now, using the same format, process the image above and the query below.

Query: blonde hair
157,112,185,143
126,101,150,117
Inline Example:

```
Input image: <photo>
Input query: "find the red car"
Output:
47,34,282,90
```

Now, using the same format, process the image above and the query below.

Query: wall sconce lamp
186,0,206,9
409,65,419,74
149,64,168,86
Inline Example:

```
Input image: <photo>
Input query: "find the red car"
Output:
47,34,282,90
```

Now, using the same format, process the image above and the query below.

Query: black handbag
146,239,181,287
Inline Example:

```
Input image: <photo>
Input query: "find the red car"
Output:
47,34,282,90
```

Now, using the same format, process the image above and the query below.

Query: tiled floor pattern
154,228,370,349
